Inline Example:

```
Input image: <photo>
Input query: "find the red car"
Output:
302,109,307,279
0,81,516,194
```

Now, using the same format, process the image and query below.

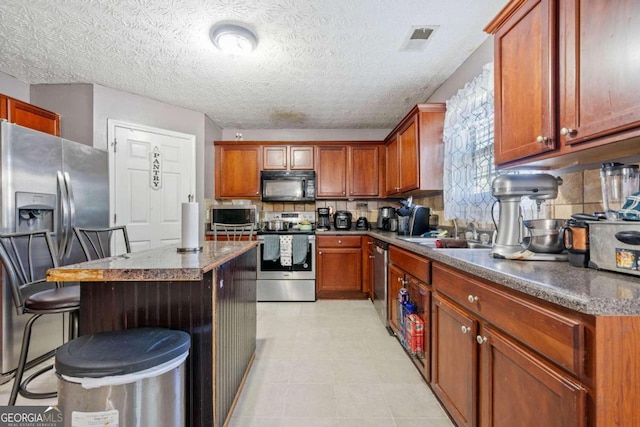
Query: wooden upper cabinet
385,104,445,196
316,146,347,198
398,117,419,193
385,137,399,195
214,145,261,199
559,0,640,146
487,0,640,167
0,94,60,136
489,0,556,165
290,146,314,170
263,145,314,170
348,145,379,197
262,146,288,170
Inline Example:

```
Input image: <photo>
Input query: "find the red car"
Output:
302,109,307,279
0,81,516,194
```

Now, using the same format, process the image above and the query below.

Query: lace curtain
443,62,495,224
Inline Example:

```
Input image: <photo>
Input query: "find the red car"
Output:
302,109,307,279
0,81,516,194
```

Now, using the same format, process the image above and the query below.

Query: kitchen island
47,241,258,427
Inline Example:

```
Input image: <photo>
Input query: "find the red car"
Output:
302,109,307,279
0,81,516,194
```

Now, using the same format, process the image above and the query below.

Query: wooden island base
48,242,258,427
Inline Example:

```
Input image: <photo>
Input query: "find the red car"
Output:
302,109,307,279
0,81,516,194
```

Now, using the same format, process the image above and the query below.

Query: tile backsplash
206,167,605,230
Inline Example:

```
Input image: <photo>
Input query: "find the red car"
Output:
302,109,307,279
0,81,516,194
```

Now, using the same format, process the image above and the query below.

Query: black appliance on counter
334,211,352,230
261,170,315,202
317,207,331,230
355,217,369,230
399,205,431,236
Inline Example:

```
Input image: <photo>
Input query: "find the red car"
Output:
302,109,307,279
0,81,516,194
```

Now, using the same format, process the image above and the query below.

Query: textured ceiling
0,0,507,129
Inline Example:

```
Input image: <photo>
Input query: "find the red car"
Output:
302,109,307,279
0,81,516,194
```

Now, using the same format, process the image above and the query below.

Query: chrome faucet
468,221,479,241
452,218,459,239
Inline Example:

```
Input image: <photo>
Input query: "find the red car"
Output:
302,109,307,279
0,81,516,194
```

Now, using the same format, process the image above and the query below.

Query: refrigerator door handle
57,170,70,259
63,172,76,259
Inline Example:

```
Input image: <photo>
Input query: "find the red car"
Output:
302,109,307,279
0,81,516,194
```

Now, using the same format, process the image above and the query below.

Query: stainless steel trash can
55,328,190,427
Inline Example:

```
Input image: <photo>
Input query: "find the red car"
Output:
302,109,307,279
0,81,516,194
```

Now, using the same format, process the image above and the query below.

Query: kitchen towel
279,235,293,266
181,201,199,249
263,235,280,261
292,235,309,265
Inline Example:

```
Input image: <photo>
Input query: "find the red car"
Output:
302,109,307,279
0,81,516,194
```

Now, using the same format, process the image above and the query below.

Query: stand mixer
490,174,564,259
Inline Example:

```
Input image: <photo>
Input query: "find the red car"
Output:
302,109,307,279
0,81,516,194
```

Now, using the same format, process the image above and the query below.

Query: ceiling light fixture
210,23,258,56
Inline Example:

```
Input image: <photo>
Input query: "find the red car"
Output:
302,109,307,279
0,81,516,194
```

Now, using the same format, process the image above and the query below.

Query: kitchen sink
396,236,492,250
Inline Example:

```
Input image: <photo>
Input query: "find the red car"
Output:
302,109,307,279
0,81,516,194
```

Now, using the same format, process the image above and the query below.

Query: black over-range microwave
261,170,316,202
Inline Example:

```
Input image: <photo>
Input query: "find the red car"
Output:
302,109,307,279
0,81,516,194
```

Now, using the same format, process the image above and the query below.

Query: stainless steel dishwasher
372,239,390,330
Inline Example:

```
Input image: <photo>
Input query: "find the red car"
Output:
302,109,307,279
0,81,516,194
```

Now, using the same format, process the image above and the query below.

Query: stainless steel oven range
257,211,316,302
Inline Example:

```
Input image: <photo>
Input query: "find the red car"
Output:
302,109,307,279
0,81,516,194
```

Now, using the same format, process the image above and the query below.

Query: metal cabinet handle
467,295,478,303
476,335,487,345
461,326,470,334
338,240,342,244
560,127,577,137
368,255,375,259
319,251,322,255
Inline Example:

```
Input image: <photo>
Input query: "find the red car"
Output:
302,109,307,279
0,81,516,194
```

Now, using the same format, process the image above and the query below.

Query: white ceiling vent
401,25,439,52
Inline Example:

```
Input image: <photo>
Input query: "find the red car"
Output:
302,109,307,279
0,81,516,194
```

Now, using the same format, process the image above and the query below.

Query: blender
600,162,640,220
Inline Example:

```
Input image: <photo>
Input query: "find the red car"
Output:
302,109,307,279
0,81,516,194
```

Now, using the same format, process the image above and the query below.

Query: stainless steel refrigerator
0,121,109,375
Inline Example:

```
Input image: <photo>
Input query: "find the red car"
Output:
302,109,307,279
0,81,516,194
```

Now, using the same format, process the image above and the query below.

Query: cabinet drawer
317,235,361,248
389,245,431,284
432,263,584,376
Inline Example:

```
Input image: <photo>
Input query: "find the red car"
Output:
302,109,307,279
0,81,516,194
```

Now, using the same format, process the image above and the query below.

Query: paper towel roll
181,202,199,249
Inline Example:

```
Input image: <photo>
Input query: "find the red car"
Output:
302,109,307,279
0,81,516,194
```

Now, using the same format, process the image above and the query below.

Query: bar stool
73,226,131,260
212,223,255,241
0,230,80,405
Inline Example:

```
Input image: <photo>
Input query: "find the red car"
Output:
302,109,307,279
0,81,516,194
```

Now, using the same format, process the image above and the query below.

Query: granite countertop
47,241,257,282
369,230,640,316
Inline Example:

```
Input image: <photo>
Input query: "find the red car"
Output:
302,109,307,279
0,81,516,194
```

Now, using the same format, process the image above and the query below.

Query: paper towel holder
178,194,203,253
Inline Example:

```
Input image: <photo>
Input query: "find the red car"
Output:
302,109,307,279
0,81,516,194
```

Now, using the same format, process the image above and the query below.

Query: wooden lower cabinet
387,264,403,334
362,237,375,299
432,295,477,427
479,325,586,427
316,235,365,299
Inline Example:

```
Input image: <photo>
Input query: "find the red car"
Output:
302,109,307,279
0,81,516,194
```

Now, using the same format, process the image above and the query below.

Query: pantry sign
150,146,162,190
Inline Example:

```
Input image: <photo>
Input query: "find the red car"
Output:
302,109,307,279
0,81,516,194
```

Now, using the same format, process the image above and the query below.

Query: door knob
461,326,471,334
476,335,487,345
536,135,550,144
467,295,478,303
560,127,577,137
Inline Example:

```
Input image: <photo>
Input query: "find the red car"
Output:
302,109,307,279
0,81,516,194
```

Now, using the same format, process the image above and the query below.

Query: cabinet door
398,116,420,192
215,146,261,198
387,264,404,334
290,146,314,170
1,95,60,136
362,237,375,298
432,295,477,427
493,0,556,165
385,137,399,195
478,325,586,427
349,145,380,197
316,146,347,198
263,146,288,170
407,278,431,381
316,247,362,296
560,0,640,146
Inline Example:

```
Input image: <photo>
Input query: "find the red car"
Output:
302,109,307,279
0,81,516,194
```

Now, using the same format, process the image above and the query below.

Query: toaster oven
211,205,259,229
589,220,640,276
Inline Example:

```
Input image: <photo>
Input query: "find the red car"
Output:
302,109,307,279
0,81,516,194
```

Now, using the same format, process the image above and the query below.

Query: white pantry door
108,120,196,252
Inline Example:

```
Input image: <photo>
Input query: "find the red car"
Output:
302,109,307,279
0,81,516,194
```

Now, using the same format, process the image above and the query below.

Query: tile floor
0,300,454,427
230,300,454,427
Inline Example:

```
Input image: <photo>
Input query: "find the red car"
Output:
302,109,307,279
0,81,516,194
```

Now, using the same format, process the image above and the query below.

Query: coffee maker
490,174,564,259
317,207,331,231
377,206,396,231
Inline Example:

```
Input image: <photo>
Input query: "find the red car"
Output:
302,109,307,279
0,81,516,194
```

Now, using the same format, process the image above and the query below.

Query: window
443,63,496,223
